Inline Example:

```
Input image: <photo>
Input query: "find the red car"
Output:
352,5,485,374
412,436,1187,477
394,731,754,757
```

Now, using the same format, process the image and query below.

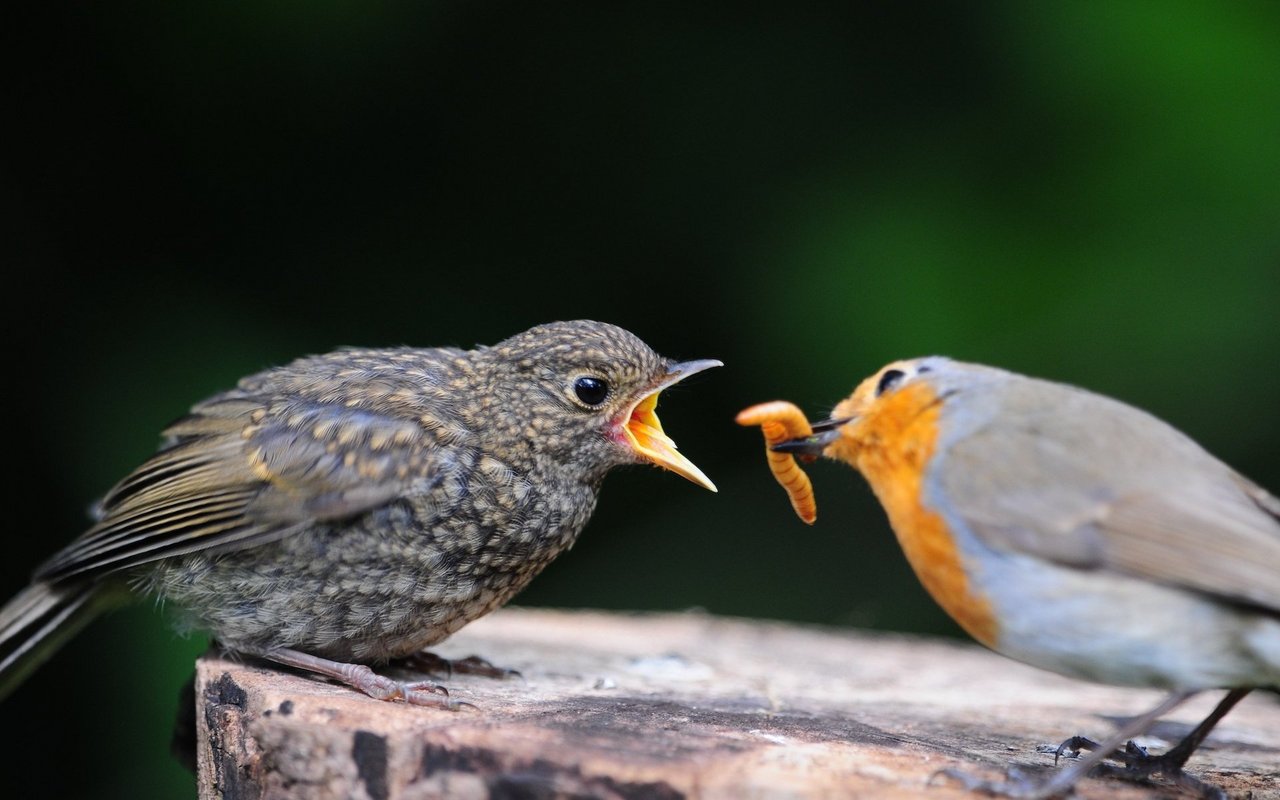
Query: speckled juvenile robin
741,358,1279,798
0,320,719,706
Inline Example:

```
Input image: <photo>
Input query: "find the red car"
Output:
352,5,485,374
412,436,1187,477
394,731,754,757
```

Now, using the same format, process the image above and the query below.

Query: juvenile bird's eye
876,369,906,396
573,376,609,406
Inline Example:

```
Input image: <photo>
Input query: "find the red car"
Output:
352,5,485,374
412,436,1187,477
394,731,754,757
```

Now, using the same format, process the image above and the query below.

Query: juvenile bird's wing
937,380,1280,613
36,387,455,582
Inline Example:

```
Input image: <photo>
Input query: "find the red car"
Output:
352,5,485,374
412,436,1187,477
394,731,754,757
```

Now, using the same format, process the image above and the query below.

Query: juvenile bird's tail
0,581,114,701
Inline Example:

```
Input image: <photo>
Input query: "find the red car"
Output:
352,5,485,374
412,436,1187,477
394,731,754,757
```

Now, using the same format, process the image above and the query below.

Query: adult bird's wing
936,379,1280,614
36,391,449,582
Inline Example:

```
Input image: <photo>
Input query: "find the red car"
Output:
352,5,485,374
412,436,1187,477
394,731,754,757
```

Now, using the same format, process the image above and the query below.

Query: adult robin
1,320,720,706
739,357,1279,798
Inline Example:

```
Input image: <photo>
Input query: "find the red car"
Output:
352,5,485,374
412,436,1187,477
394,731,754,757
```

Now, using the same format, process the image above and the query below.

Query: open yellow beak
622,359,721,492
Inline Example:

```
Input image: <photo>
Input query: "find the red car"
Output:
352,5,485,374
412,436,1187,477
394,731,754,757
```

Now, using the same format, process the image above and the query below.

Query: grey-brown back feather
934,371,1280,613
36,353,455,583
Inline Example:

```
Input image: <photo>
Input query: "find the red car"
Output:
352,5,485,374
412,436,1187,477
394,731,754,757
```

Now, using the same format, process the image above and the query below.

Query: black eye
573,376,609,406
876,369,906,396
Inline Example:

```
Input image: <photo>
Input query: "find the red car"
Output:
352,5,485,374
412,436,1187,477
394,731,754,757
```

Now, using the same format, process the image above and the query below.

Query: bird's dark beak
623,359,722,492
769,417,852,456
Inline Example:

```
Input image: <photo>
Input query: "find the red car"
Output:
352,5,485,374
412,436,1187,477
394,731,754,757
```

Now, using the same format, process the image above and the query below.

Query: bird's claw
1047,736,1097,764
400,684,471,710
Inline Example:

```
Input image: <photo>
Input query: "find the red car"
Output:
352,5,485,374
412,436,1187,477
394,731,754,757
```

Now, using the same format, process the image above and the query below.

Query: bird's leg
932,690,1197,799
1141,688,1248,771
1081,689,1249,800
399,651,522,680
1034,690,1202,798
259,647,463,709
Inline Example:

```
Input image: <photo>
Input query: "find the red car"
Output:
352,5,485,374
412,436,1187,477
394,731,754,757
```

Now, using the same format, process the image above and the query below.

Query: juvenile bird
740,358,1279,798
1,320,719,706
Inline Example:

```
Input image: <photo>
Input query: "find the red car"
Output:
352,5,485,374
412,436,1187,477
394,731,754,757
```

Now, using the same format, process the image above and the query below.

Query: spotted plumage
1,320,719,703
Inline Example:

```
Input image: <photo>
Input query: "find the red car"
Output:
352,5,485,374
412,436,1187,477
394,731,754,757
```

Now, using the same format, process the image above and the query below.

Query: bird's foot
1046,735,1226,799
401,651,522,681
259,647,472,710
1044,735,1147,765
343,666,462,709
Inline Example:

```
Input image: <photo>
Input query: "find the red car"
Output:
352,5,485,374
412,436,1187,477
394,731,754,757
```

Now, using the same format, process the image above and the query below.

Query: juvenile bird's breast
147,448,601,662
829,383,999,647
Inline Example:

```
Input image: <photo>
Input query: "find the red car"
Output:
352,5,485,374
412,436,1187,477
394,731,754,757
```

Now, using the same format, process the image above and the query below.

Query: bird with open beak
1,320,719,707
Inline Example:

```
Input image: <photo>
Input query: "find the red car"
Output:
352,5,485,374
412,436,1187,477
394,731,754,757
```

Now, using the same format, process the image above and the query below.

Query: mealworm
735,401,818,525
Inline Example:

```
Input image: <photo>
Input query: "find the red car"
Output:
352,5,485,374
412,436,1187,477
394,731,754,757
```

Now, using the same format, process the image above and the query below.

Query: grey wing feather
36,393,443,582
1100,481,1280,611
937,378,1280,613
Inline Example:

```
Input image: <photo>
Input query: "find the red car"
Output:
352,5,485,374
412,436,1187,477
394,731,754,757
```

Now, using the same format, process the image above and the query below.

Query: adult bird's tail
0,581,115,701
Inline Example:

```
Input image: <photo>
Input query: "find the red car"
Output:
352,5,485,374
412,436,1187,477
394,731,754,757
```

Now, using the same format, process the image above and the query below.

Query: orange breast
828,382,998,647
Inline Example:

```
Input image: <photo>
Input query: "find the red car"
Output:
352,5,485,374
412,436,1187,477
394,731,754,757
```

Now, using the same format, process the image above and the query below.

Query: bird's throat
830,382,1000,648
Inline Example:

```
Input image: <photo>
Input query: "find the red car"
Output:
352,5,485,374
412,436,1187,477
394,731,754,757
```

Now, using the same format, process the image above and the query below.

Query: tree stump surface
195,608,1279,799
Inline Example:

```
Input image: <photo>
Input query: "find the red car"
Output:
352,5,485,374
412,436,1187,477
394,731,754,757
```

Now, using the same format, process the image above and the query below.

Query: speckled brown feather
2,320,716,694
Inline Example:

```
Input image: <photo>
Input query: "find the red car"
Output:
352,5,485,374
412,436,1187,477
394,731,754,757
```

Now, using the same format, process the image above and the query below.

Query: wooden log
194,608,1279,799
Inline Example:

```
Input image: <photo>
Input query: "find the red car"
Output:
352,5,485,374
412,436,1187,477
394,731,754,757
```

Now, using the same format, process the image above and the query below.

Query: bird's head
481,320,720,490
770,356,967,461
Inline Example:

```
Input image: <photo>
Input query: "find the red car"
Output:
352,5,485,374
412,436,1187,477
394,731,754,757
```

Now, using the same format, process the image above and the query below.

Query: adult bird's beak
622,359,722,492
770,417,852,457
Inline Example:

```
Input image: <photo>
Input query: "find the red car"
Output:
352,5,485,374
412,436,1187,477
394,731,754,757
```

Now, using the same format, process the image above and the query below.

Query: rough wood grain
194,608,1279,799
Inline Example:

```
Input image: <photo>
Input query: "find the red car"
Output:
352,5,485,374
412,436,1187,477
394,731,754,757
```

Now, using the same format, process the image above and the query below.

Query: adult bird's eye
876,369,906,397
573,376,609,406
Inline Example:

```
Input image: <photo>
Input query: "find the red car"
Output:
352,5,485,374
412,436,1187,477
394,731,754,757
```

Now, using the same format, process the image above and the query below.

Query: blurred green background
7,3,1279,796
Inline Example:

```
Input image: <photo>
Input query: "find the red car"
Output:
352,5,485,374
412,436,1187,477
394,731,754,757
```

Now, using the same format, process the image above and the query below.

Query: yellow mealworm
735,401,818,524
